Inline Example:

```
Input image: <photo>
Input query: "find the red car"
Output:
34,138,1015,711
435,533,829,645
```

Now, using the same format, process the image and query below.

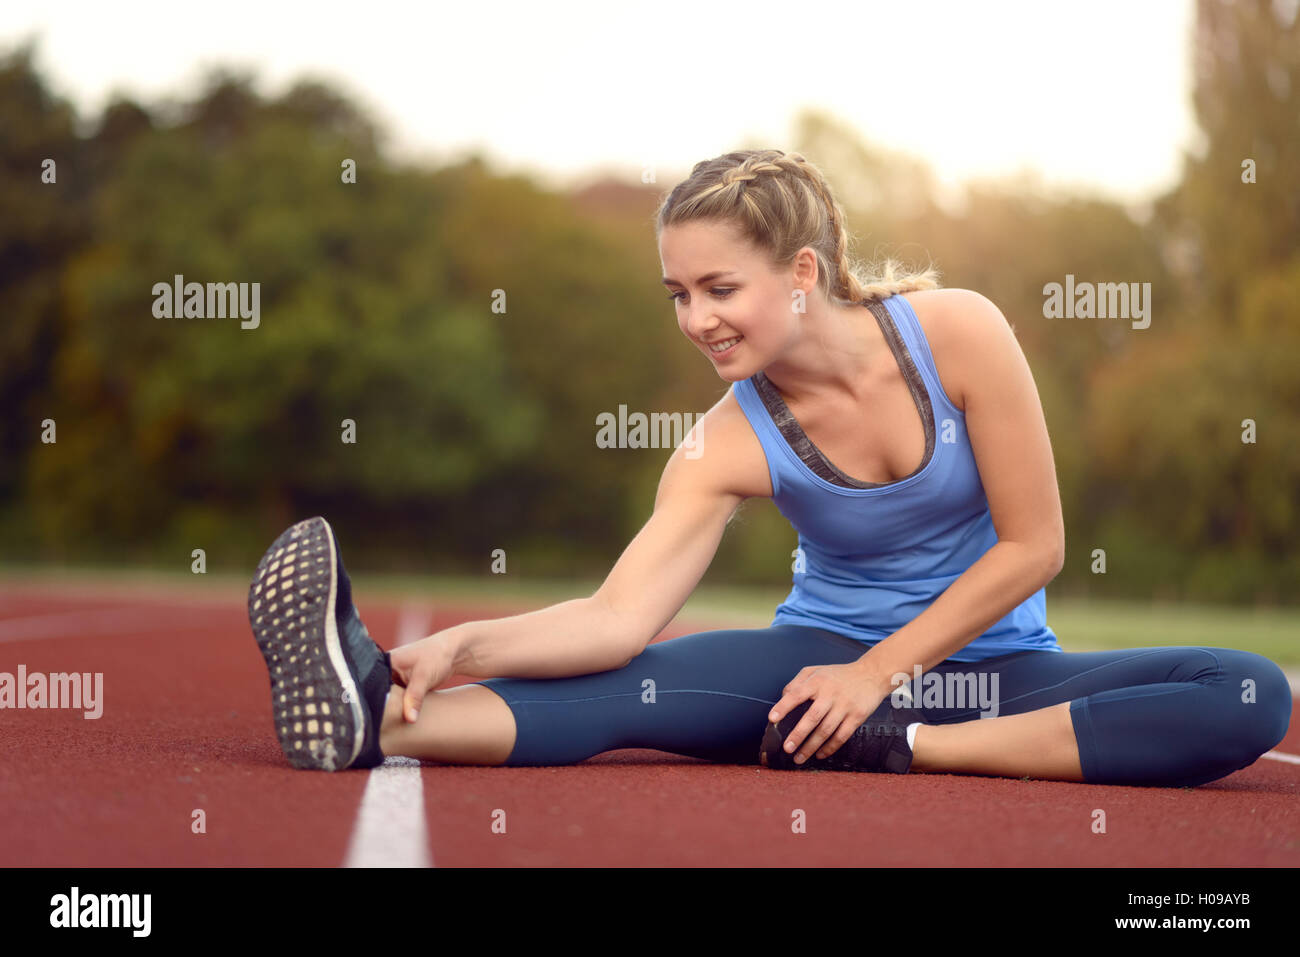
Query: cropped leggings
473,625,1293,788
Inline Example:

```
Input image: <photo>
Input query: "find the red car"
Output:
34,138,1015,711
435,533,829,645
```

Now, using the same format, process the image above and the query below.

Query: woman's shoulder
897,288,1010,414
692,385,774,500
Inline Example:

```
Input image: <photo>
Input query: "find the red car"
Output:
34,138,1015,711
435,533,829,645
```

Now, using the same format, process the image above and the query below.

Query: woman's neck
759,299,886,407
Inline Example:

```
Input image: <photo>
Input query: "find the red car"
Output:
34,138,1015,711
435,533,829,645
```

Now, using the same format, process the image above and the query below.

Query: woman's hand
388,629,464,723
769,659,892,764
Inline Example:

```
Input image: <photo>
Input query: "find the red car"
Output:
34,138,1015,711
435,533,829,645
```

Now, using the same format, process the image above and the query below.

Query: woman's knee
1214,650,1292,759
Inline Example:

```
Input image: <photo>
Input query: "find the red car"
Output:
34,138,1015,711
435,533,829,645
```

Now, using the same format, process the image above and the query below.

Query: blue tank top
730,293,1062,662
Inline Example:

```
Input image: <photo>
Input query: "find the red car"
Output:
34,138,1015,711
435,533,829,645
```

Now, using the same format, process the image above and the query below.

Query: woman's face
659,220,804,381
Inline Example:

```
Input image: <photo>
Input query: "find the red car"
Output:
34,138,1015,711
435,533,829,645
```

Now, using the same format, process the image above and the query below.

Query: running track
1,581,1297,867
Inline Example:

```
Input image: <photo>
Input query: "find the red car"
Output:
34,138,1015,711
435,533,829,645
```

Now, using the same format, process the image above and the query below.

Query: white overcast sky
3,0,1207,212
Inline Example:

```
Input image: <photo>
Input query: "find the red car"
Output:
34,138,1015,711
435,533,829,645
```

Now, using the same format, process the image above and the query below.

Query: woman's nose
683,307,718,339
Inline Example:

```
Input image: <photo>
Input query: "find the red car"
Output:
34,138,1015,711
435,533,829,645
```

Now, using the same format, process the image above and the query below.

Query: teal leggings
474,625,1292,787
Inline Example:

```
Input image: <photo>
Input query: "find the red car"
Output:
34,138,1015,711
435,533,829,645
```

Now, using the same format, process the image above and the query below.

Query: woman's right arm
391,395,771,718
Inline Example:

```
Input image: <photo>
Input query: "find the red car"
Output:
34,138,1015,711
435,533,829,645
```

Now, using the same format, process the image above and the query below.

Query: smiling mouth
706,335,742,353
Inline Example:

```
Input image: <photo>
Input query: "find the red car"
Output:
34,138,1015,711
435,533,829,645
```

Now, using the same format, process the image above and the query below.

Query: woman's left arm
772,290,1066,763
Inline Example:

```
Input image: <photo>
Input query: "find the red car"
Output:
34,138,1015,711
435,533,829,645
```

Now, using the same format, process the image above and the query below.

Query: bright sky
3,0,1202,213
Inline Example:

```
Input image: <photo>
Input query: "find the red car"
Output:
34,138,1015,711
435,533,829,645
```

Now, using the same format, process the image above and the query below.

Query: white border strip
343,602,435,868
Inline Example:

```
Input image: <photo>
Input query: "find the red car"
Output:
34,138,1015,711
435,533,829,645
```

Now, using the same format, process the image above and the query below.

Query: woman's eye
667,288,733,302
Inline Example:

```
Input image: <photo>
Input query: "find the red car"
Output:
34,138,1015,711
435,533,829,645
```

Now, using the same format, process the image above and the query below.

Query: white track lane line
1262,750,1300,765
0,607,181,643
343,602,436,868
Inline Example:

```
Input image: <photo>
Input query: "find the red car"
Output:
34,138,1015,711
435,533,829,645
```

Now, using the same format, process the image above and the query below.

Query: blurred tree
1153,0,1299,321
2,1,1295,602
1083,0,1299,602
0,43,87,542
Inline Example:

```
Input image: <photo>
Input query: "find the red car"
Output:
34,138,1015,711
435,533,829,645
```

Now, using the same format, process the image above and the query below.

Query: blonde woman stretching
248,149,1290,786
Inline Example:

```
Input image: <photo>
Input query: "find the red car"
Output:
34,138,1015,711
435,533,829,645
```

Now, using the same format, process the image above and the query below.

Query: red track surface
1,582,1297,867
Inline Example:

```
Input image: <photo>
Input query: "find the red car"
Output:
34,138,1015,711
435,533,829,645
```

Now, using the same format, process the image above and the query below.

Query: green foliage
1,0,1296,605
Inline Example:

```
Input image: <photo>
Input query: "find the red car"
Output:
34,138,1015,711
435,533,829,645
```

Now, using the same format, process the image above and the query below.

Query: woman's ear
789,247,820,300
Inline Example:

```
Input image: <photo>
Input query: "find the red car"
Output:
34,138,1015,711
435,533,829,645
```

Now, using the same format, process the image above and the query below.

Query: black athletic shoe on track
248,516,393,771
759,694,926,773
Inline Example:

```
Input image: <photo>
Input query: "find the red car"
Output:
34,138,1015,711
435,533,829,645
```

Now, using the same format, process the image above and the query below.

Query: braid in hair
657,149,940,305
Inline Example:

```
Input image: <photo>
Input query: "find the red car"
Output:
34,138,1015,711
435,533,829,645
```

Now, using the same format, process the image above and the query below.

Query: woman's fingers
769,668,815,724
794,709,843,764
814,712,860,759
402,662,431,722
395,635,456,722
782,697,830,758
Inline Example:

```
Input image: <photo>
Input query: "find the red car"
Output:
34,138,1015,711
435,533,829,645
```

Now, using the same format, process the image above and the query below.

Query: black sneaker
248,516,393,771
759,695,925,773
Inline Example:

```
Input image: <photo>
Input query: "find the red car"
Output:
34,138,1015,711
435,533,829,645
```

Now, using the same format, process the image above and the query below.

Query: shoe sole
248,517,365,770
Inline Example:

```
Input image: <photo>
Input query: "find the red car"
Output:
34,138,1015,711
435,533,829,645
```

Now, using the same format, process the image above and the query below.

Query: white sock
906,722,920,751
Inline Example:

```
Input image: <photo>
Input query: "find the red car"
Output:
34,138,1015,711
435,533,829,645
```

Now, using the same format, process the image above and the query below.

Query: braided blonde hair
655,149,940,304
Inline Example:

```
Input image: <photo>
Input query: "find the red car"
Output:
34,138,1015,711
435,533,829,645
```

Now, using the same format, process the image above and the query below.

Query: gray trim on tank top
750,297,936,489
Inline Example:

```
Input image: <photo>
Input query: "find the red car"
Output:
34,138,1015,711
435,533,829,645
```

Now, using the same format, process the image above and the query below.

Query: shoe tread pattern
248,517,358,771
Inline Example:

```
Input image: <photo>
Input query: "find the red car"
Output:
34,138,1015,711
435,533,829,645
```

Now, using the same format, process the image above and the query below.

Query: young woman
249,149,1291,785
